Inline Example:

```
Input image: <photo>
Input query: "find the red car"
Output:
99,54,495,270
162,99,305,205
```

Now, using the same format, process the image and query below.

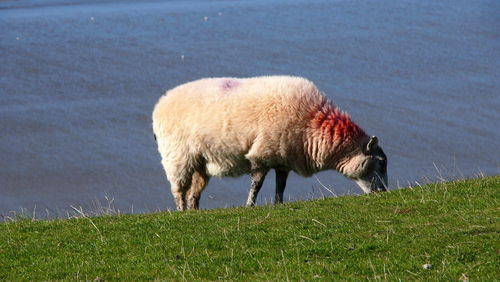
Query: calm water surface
1,0,499,218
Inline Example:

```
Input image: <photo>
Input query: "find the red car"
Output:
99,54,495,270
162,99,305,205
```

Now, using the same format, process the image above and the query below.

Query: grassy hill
1,176,498,280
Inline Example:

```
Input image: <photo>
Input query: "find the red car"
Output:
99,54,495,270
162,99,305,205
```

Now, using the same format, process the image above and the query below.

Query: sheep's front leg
246,168,269,207
275,170,289,204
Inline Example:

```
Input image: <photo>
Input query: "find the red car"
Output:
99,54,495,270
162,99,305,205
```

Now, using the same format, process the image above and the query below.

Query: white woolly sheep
152,76,387,210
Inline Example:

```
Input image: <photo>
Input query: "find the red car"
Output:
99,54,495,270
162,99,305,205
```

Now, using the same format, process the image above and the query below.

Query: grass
1,176,499,280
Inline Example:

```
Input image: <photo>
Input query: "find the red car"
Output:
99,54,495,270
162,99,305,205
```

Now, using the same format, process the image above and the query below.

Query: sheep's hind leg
166,164,193,211
275,169,289,204
246,168,269,207
187,170,209,210
171,182,189,211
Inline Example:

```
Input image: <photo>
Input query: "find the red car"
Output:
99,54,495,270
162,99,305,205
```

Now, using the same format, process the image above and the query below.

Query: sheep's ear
366,136,378,153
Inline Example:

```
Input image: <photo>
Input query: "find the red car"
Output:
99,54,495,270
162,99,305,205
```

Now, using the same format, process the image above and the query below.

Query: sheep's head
340,136,388,193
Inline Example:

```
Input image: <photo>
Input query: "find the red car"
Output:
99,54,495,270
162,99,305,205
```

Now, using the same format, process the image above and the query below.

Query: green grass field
1,176,498,280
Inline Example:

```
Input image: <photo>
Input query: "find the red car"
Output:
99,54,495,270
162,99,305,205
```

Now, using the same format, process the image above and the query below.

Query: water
1,0,499,218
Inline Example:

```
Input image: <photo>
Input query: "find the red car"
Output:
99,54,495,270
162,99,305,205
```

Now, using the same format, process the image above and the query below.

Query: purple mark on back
220,79,239,92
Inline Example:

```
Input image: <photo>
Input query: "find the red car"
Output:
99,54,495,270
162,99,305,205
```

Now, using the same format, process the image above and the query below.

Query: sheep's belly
206,158,251,177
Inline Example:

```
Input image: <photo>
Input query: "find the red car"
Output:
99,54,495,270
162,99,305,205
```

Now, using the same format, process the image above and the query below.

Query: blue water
1,0,499,218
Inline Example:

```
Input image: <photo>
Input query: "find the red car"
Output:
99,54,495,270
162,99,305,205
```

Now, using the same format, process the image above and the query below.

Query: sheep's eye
379,159,387,173
363,158,375,172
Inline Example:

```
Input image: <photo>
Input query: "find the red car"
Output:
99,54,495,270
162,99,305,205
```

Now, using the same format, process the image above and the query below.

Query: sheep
152,76,387,211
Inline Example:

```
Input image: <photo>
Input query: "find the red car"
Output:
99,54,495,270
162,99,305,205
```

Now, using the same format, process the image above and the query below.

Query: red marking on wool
310,105,365,143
